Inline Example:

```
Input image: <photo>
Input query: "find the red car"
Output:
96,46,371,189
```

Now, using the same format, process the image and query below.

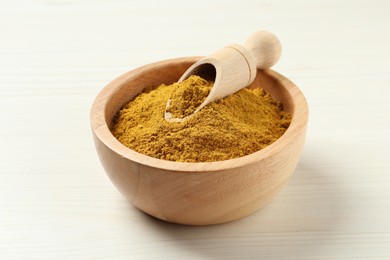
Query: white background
1,0,389,259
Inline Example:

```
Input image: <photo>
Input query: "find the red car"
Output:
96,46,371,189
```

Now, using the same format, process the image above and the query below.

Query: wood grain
1,0,390,259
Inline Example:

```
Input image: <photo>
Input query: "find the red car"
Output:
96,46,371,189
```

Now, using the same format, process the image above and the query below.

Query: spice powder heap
166,76,212,118
111,75,291,162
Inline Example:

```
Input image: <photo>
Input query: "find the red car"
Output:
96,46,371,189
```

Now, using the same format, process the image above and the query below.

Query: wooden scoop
164,31,282,122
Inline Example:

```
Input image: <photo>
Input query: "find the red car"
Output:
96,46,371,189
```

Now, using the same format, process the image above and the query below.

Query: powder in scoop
166,76,212,118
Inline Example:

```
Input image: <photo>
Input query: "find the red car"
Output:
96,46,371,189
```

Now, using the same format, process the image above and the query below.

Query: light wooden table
1,1,389,259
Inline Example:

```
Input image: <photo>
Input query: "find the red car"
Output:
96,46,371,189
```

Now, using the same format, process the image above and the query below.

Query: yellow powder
166,76,212,118
111,75,291,162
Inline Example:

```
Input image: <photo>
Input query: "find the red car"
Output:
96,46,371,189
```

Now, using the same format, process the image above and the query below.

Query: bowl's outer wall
91,57,308,225
93,128,306,225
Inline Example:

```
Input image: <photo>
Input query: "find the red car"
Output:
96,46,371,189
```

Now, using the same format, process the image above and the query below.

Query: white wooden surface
1,0,389,259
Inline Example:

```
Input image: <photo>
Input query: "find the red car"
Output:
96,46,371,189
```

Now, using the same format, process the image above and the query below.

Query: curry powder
111,75,291,162
166,76,212,118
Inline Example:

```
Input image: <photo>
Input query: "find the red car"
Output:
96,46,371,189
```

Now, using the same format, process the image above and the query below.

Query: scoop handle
244,30,282,70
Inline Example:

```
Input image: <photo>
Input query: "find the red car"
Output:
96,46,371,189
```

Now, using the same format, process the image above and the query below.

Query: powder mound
166,75,212,118
111,76,292,162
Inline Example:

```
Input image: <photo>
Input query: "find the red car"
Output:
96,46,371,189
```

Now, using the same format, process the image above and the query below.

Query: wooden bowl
90,57,308,225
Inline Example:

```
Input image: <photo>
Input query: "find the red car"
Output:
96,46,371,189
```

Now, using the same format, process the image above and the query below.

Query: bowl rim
91,57,308,172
